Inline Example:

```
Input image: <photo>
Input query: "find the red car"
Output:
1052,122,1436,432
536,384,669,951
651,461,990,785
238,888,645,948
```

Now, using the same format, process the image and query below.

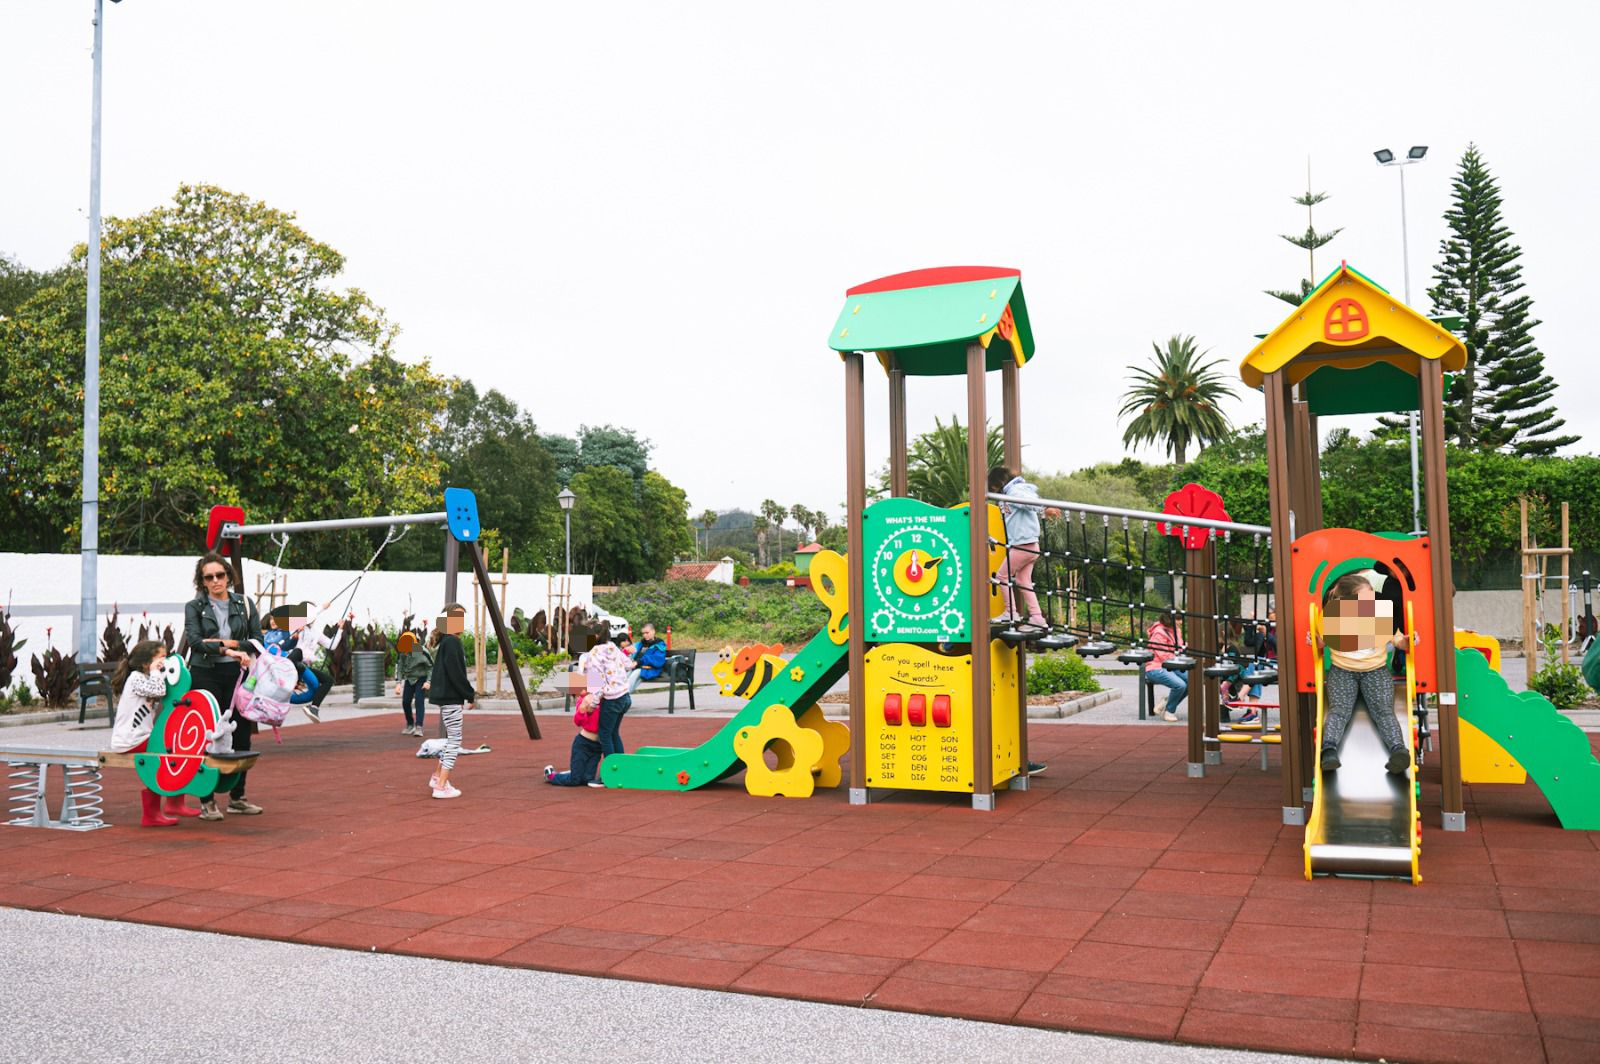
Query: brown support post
967,342,995,809
443,533,459,607
1001,358,1029,787
845,352,869,805
1419,360,1463,829
1562,502,1571,666
888,354,909,499
1262,371,1304,824
464,540,540,739
1521,498,1536,675
1186,539,1216,775
1290,400,1320,794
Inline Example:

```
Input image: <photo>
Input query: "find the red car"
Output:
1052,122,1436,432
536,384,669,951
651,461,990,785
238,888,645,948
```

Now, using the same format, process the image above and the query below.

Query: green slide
599,628,851,791
1456,648,1600,830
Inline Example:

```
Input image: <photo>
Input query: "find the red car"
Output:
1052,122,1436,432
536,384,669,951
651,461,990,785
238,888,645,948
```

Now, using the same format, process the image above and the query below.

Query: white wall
0,553,592,660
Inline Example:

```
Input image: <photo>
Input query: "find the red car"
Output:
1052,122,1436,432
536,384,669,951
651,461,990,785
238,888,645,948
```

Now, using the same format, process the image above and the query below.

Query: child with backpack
110,640,197,827
394,629,433,737
544,691,604,788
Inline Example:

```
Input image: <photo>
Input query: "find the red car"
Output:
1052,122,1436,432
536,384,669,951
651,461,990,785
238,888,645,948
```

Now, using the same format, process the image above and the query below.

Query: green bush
1027,652,1102,695
1531,661,1590,709
597,580,827,646
14,682,35,707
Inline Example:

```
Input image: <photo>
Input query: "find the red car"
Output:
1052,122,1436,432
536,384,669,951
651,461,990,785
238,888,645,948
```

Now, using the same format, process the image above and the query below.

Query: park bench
2,745,258,831
663,649,697,714
77,661,115,726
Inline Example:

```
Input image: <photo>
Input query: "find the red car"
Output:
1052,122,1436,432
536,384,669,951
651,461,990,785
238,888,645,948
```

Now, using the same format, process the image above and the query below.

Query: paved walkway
3,712,1597,1062
0,907,1320,1064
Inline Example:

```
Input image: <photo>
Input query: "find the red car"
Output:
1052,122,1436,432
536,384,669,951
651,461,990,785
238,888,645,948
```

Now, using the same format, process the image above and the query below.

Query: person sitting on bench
632,623,668,680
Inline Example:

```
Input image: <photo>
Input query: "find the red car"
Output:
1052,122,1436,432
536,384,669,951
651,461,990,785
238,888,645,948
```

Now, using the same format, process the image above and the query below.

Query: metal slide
1304,605,1421,882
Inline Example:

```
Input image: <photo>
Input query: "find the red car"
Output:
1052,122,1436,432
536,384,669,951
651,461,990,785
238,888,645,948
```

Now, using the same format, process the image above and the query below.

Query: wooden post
845,351,869,803
888,354,909,498
967,342,995,809
443,534,459,607
1521,498,1536,675
1562,502,1571,666
1187,538,1217,774
1419,359,1463,827
465,543,540,739
1262,371,1304,824
472,546,487,696
493,548,510,694
1289,399,1321,794
1001,357,1029,785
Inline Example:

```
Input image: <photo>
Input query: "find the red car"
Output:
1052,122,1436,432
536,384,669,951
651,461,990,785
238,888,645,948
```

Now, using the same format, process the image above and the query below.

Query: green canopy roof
828,266,1036,375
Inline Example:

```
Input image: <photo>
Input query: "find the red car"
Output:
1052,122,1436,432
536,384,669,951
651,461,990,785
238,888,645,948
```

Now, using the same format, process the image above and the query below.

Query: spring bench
3,746,259,831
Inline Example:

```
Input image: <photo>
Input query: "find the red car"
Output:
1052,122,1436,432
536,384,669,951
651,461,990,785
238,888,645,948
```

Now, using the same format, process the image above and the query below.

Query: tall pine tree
1429,145,1576,456
1266,163,1342,307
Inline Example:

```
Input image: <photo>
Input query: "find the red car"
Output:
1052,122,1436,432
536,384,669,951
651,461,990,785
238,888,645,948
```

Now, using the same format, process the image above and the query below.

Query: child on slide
109,640,197,826
1317,574,1413,775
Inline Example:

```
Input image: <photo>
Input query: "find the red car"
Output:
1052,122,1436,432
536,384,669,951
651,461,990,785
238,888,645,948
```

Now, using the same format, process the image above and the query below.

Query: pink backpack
231,641,298,735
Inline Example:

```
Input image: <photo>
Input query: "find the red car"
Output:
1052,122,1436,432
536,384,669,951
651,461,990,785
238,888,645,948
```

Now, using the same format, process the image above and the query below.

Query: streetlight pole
79,0,112,666
1375,145,1428,536
558,487,576,575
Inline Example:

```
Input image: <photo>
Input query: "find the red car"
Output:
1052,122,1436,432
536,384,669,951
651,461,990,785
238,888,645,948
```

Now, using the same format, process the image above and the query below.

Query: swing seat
1204,660,1240,679
1035,632,1079,652
1163,655,1196,672
1117,647,1155,666
1077,640,1116,658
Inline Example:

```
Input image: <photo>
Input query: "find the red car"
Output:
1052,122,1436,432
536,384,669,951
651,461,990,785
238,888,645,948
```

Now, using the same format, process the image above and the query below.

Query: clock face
870,522,964,637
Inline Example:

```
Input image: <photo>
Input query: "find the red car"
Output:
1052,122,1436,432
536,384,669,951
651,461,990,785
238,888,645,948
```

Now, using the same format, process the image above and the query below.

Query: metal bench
3,745,259,832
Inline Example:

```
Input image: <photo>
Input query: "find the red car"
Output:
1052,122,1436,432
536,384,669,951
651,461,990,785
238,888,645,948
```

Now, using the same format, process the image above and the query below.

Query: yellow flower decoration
789,665,806,683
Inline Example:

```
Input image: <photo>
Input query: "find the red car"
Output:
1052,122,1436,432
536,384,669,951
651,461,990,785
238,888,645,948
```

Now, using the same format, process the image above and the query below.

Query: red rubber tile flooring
5,713,1599,1063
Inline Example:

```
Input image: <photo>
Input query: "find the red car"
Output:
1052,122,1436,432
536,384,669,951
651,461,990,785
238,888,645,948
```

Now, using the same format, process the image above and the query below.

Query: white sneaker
1162,710,1178,722
432,783,461,800
428,774,440,791
586,780,606,789
401,725,415,735
302,703,322,723
543,764,555,781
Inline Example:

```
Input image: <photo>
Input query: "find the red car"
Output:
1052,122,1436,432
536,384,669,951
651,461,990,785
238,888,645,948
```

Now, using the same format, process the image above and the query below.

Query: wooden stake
1562,502,1571,666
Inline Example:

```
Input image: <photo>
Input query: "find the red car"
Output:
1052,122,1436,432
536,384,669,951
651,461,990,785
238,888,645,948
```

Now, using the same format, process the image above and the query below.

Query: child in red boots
110,640,198,826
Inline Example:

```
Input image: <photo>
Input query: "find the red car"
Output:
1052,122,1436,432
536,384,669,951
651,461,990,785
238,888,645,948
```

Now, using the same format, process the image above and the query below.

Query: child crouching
544,693,604,788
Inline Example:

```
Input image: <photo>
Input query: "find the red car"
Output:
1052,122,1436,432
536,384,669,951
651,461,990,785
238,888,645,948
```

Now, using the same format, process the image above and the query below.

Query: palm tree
760,499,787,559
751,515,770,567
698,509,719,559
1118,336,1238,465
901,416,1005,508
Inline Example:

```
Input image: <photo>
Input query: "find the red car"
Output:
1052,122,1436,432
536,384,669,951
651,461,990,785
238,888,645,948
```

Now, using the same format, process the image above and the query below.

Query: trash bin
352,651,386,703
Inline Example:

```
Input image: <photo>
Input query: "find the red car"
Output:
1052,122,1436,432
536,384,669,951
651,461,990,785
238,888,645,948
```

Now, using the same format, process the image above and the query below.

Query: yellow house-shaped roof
1239,264,1466,390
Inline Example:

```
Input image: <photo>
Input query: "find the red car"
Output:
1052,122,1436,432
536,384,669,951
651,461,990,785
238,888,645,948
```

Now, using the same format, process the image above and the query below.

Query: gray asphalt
0,908,1325,1064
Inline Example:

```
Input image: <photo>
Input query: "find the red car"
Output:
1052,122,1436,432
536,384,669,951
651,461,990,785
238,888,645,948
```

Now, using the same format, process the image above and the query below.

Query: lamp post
1375,144,1428,536
558,487,576,575
79,0,122,666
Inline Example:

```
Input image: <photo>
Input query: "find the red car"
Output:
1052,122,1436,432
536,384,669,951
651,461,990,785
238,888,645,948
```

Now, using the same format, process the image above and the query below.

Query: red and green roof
828,266,1036,375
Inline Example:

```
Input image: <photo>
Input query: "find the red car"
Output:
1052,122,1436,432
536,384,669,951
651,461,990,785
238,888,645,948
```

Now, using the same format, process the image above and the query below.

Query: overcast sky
4,1,1596,523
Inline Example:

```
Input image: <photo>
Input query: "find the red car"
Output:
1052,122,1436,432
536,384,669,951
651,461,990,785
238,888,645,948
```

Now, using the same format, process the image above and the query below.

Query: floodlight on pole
1375,143,1429,535
558,487,576,575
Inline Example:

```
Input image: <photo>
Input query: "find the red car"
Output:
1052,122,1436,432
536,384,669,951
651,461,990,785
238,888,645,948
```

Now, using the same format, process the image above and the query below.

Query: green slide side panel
1456,648,1600,830
599,628,851,792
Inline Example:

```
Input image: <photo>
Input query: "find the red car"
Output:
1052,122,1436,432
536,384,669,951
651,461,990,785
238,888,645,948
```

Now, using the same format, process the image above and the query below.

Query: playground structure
205,487,542,740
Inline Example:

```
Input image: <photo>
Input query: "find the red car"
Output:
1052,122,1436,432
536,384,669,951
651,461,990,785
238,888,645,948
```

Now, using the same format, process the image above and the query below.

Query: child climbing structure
603,267,1040,809
1240,263,1600,883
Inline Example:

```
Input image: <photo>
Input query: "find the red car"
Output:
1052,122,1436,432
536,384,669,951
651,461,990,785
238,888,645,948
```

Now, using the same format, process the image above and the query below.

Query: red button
907,694,927,727
883,693,902,726
931,695,951,727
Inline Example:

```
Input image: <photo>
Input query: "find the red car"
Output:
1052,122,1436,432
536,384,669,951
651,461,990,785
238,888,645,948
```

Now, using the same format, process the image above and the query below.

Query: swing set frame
204,492,541,739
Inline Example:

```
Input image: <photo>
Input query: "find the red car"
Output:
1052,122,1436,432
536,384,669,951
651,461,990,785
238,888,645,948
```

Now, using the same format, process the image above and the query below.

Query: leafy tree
894,416,1004,508
0,184,445,562
638,471,695,575
539,432,581,486
567,465,692,583
1429,145,1577,456
1266,170,1342,307
0,254,71,319
578,424,650,480
1118,336,1237,465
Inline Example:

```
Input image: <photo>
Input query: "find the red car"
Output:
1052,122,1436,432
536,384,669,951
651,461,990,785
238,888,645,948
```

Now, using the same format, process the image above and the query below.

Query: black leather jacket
183,592,262,670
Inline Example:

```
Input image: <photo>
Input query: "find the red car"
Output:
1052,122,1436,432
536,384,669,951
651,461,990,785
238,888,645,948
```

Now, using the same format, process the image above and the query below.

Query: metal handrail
986,493,1272,537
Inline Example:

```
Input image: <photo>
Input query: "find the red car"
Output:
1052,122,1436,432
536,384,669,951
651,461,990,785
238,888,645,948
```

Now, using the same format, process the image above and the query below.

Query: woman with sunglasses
183,552,264,821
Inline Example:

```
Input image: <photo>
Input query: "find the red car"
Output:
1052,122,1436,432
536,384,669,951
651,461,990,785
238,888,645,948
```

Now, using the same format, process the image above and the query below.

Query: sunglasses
203,571,229,581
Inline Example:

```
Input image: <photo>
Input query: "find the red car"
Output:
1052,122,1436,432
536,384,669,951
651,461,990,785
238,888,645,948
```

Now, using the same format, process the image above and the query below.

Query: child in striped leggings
426,603,475,799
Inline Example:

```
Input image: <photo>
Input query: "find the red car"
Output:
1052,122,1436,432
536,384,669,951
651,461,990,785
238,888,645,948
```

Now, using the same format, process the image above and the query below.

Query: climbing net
987,495,1278,685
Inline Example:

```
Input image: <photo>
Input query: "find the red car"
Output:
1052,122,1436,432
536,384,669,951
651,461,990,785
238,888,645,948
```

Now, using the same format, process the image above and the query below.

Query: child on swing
110,640,197,826
1317,574,1413,775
